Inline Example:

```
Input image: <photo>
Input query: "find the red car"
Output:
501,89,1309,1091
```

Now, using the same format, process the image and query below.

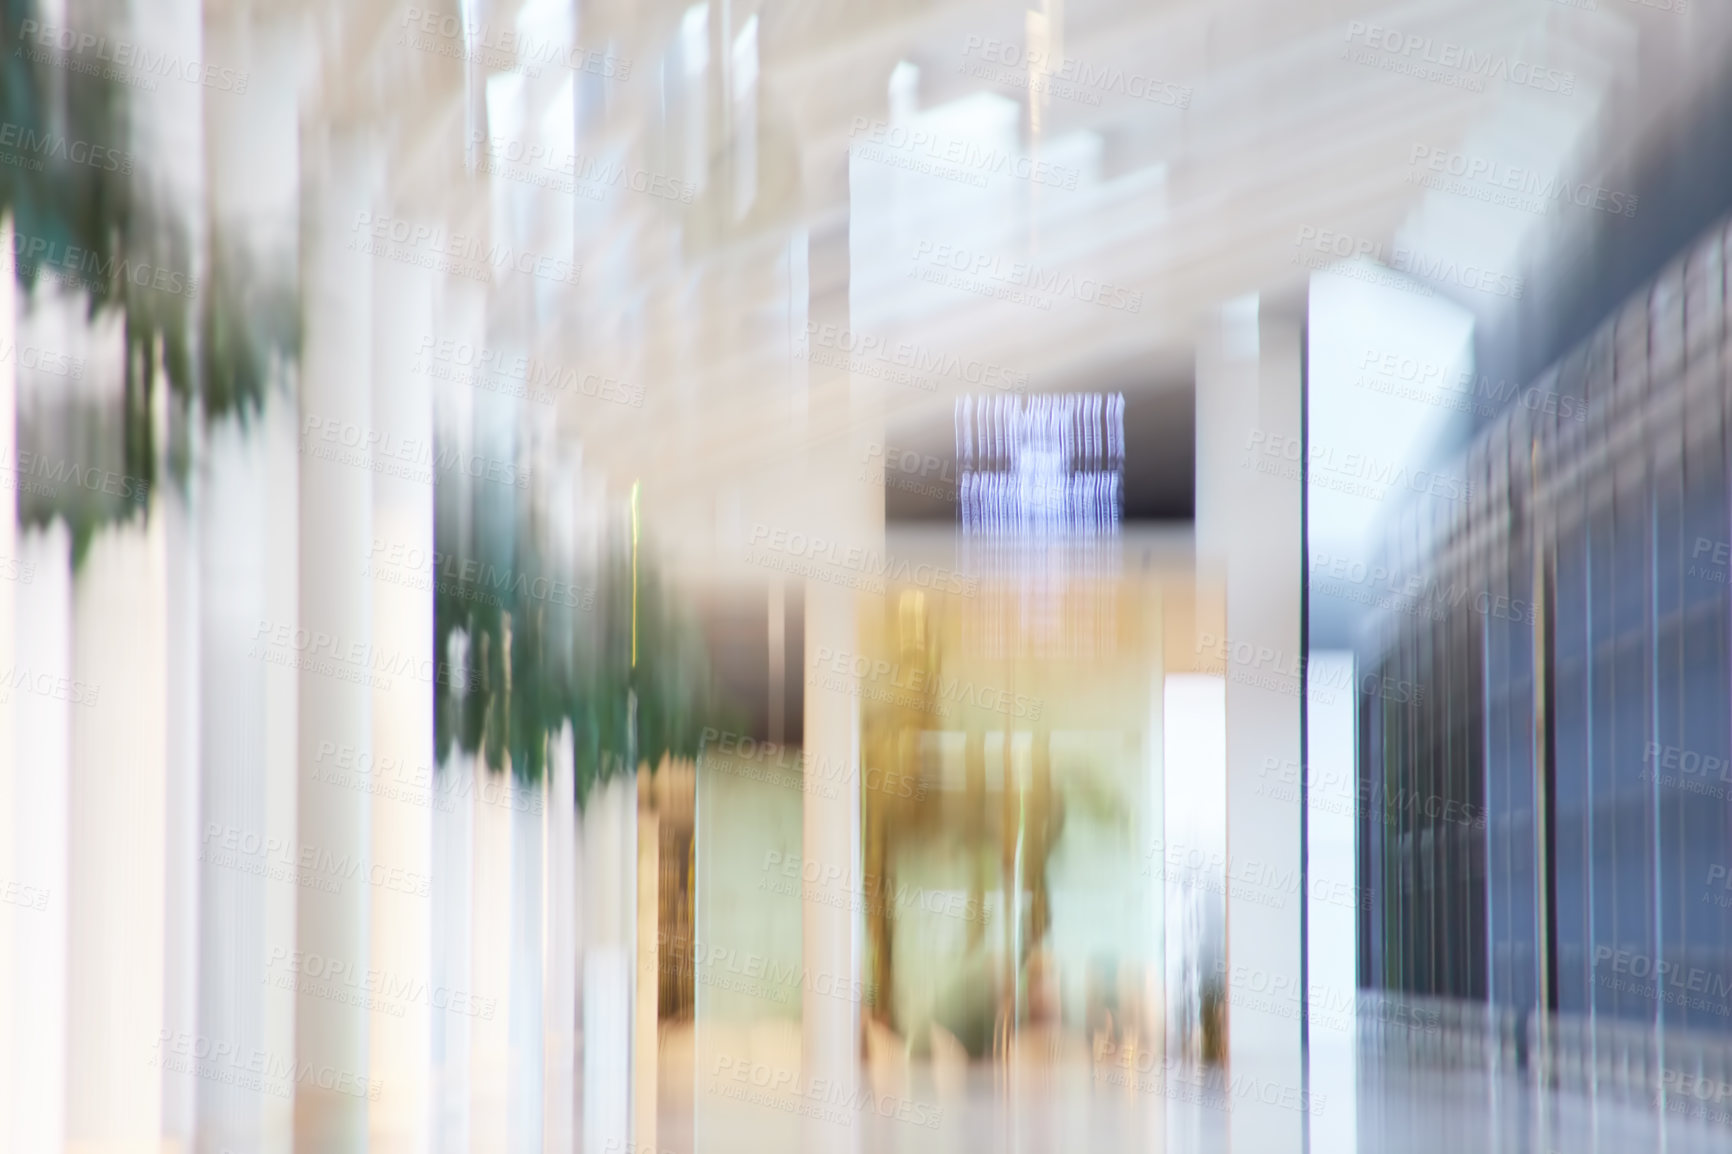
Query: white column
11,522,71,1154
471,760,512,1152
1143,590,1166,1052
263,389,302,1154
201,0,304,1140
1305,651,1357,1154
428,281,481,1154
633,772,658,1154
796,187,871,1154
66,516,169,1152
543,725,577,1154
580,773,632,1154
0,212,15,1152
800,581,861,1154
198,412,279,1154
164,450,202,1154
432,747,474,1154
1196,298,1305,1154
509,774,546,1154
296,126,379,1153
147,0,206,1143
369,232,436,1154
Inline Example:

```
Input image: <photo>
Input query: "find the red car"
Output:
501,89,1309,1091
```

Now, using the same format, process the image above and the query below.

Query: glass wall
1359,213,1732,1037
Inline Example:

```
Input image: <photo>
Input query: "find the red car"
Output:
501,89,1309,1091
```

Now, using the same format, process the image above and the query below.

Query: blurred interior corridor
2,0,1732,1151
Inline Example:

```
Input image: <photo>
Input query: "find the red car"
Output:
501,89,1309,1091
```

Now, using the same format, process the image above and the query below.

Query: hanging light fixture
955,392,1127,659
956,392,1124,536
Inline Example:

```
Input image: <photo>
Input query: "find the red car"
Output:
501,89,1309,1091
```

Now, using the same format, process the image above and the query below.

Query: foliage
1,6,288,558
3,9,715,807
432,474,741,808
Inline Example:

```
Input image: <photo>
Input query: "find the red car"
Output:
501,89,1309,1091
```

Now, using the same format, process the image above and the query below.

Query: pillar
295,124,379,1152
1196,296,1306,1154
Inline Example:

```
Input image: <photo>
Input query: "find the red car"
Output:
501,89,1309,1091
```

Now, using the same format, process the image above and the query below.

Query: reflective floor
633,1046,1732,1154
9,0,1732,1150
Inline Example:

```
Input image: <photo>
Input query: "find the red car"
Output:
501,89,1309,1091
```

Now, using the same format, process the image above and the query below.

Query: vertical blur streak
0,214,15,1151
70,458,169,1150
583,774,635,1154
1163,674,1225,1066
368,243,434,1154
296,125,377,1153
1305,651,1355,1154
13,516,67,1154
544,727,578,1154
1197,296,1306,1154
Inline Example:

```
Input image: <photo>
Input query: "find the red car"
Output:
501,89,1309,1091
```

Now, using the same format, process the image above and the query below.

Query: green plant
1,5,290,561
432,477,741,807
